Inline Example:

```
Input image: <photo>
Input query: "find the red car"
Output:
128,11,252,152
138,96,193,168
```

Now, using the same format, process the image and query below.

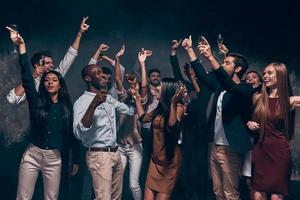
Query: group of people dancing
5,17,300,200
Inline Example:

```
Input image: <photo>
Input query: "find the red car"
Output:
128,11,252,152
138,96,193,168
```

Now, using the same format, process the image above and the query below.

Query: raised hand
6,26,24,45
138,48,147,63
97,53,104,61
197,36,213,58
171,39,182,51
99,43,109,52
171,85,186,105
218,43,229,54
80,16,90,33
115,45,125,59
125,73,137,86
145,49,152,56
129,87,140,101
181,35,192,50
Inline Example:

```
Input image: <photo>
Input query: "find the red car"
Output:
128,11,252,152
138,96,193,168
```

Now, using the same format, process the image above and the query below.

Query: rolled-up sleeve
7,88,26,104
73,99,93,140
57,46,78,77
88,58,97,65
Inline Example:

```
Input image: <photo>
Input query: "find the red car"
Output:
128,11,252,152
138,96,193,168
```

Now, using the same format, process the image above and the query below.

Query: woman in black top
7,28,80,200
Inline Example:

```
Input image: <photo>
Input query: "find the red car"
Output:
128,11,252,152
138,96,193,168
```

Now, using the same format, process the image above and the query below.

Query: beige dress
145,114,182,194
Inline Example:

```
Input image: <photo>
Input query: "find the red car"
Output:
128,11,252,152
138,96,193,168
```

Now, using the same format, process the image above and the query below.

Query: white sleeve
73,99,93,140
111,61,125,80
88,58,97,65
6,88,26,104
56,46,78,77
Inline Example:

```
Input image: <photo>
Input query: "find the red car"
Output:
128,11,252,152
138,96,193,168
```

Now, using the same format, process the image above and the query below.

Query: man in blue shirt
73,64,134,200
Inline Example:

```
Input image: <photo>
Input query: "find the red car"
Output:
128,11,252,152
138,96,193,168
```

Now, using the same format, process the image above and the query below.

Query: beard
151,79,161,87
91,80,108,91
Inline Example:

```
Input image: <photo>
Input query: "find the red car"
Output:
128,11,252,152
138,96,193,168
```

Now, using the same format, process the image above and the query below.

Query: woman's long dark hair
154,78,181,162
35,70,73,130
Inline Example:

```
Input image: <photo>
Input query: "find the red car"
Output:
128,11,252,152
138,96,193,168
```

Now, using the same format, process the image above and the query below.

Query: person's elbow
73,121,92,140
6,93,21,105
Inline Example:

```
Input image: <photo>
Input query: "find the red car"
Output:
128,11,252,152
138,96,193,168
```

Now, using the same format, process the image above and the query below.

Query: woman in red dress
247,62,300,200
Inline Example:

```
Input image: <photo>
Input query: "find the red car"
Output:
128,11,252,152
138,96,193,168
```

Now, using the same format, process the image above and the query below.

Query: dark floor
1,144,300,200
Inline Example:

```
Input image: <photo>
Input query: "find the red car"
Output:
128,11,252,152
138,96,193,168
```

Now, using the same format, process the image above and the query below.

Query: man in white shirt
7,16,89,104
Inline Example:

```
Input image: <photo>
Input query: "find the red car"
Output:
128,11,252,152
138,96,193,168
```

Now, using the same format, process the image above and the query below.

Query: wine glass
8,24,19,54
217,33,224,54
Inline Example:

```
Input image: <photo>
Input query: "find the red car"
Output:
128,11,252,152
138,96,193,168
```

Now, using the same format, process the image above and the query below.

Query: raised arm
170,39,186,82
182,35,219,91
71,16,89,50
168,86,185,127
7,51,48,104
138,48,151,98
184,64,200,93
198,37,254,97
57,17,89,76
115,45,125,92
7,27,38,104
218,43,229,55
131,87,154,123
88,45,126,84
88,43,110,65
197,36,221,70
214,67,254,97
133,49,152,80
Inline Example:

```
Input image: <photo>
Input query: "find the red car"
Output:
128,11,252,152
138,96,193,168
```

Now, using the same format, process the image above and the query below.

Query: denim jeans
119,143,143,200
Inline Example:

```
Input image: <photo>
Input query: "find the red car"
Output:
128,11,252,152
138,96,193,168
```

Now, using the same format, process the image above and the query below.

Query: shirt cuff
68,46,78,56
78,121,92,132
190,58,200,65
89,58,97,65
7,88,23,104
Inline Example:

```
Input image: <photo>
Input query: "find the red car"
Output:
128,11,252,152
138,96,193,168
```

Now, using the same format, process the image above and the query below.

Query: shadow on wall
0,53,30,146
0,52,31,199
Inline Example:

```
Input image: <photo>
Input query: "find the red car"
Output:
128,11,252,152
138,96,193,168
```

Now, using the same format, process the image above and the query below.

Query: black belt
87,146,118,152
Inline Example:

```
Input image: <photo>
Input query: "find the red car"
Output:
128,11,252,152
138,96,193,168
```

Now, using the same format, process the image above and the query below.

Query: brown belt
87,146,118,152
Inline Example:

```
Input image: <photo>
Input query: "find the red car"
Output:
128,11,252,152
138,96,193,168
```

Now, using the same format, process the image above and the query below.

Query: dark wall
0,0,300,198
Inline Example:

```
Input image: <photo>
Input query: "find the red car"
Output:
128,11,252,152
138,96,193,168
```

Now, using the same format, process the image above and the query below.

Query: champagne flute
183,92,191,116
217,33,224,54
8,24,19,53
